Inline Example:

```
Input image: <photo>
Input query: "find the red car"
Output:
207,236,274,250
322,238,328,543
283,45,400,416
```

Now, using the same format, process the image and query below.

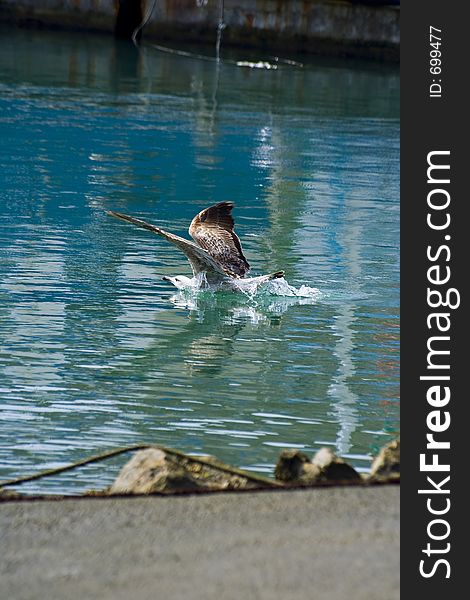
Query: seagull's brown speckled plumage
189,202,250,278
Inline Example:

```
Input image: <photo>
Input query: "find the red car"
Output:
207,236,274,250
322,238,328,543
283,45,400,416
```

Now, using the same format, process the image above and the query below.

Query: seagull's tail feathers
266,270,285,280
243,271,285,286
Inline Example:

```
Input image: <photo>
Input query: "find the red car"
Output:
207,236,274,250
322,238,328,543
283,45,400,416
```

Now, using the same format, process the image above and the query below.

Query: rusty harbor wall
0,1,399,61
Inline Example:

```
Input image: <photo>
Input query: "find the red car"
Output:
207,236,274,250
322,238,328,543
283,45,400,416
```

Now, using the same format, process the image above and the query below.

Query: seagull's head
162,275,193,289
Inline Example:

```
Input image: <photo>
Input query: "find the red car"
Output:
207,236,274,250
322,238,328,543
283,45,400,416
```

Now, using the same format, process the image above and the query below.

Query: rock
109,448,260,495
369,438,400,482
0,487,22,500
274,449,320,483
311,448,362,482
274,447,361,484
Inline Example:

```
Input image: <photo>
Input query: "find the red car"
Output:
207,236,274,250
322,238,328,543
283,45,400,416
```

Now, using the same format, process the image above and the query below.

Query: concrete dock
1,485,399,600
0,0,399,60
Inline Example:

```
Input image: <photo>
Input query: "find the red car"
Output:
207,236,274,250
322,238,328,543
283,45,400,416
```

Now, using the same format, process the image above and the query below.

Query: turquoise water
0,28,399,494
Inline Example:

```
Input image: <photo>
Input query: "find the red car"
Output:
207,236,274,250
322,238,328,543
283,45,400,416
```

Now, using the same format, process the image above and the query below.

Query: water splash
256,278,321,299
227,276,321,300
168,277,322,320
168,273,320,298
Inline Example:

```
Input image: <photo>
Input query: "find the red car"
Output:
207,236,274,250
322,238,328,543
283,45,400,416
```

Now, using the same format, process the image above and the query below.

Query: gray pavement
1,485,399,600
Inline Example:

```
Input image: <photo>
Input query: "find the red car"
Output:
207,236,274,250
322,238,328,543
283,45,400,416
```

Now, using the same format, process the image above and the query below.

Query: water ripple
0,28,399,494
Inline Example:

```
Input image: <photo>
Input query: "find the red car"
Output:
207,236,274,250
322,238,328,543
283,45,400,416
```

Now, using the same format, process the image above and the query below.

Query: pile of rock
109,438,400,495
274,438,400,485
274,447,362,484
0,438,400,499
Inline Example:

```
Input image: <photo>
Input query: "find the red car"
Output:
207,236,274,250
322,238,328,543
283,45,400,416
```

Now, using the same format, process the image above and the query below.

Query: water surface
0,28,399,493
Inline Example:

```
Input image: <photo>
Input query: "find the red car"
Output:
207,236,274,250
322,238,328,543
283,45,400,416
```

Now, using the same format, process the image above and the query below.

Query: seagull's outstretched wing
107,211,228,283
189,202,250,277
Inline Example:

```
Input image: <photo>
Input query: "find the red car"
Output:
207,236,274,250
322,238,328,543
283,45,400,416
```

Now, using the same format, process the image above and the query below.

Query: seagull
108,202,284,291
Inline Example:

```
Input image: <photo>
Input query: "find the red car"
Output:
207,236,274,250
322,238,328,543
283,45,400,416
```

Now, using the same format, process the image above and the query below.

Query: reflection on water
0,27,399,493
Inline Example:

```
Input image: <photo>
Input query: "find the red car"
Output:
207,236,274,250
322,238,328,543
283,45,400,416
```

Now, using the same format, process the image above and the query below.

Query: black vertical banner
401,0,467,595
